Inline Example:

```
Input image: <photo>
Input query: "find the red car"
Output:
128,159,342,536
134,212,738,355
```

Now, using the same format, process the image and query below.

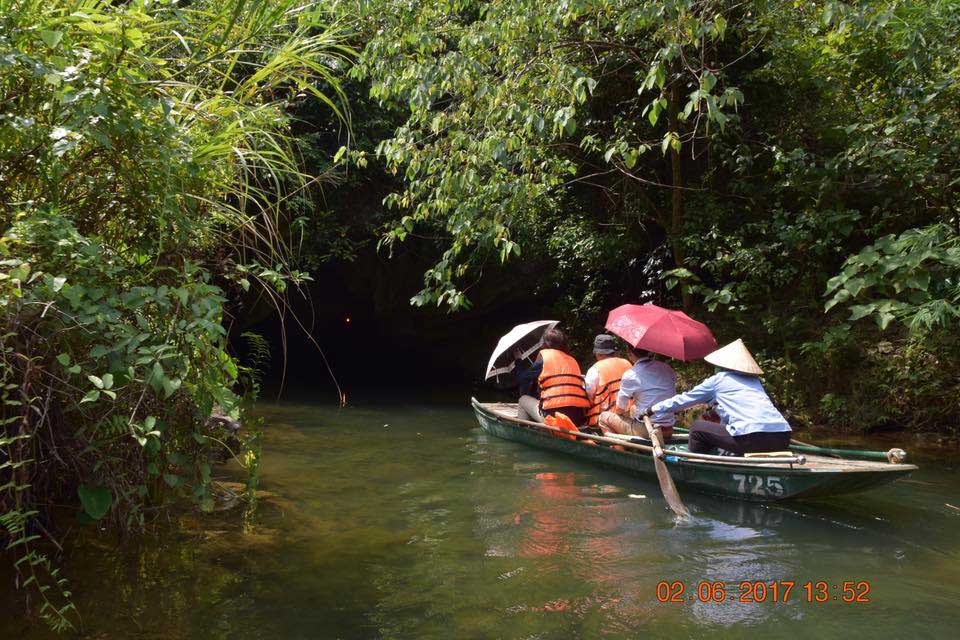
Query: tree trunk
668,82,692,312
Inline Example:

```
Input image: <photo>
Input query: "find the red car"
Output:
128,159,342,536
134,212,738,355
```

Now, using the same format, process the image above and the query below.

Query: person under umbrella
644,339,792,455
600,303,717,439
485,320,559,381
514,328,591,426
597,342,677,439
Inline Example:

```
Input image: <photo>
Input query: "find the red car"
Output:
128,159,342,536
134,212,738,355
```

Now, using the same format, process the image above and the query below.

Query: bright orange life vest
538,349,590,412
585,357,632,427
544,412,581,441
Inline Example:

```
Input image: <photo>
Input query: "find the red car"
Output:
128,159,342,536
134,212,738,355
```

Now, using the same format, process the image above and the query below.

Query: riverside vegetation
2,0,959,631
331,0,960,431
1,0,349,629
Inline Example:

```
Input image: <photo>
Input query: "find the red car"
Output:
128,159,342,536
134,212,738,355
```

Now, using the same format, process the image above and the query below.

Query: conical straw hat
704,339,763,375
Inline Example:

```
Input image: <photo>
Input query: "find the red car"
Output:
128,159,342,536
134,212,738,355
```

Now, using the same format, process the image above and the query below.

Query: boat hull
472,400,914,502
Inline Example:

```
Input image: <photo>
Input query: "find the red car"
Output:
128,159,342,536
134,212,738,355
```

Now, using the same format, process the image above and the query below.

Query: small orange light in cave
345,316,351,324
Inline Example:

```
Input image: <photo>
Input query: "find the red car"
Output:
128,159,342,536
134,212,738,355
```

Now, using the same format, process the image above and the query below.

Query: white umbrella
484,320,559,380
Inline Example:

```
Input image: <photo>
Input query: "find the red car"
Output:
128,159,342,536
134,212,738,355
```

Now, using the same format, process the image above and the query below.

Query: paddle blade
652,455,690,517
645,416,690,517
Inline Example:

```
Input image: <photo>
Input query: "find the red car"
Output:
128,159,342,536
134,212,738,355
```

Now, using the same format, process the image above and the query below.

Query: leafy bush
1,0,348,628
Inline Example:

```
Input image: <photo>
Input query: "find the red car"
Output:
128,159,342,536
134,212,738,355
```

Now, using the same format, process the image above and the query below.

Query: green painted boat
472,399,917,502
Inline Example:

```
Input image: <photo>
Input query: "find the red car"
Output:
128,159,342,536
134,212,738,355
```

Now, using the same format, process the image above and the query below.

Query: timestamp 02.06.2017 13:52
656,581,871,604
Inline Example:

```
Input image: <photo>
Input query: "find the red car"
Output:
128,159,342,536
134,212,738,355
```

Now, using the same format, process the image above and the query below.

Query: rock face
205,407,241,434
205,406,242,463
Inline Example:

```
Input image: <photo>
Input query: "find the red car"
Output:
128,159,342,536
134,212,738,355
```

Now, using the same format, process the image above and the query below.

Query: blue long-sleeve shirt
616,358,677,426
651,371,791,437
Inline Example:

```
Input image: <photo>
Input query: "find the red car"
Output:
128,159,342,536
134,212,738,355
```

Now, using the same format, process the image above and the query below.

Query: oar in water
643,415,690,518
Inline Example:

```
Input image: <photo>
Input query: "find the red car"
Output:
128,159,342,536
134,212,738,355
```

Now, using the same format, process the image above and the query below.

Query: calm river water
4,393,960,638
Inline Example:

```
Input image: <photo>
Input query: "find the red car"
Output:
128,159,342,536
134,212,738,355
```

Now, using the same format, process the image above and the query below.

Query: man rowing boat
646,339,792,455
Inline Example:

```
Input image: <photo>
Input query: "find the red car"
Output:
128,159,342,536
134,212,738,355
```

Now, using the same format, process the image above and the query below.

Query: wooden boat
472,399,917,502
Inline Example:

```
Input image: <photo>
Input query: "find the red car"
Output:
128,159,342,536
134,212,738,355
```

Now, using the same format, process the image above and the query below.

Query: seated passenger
598,344,677,439
646,339,791,455
515,328,590,426
583,334,632,432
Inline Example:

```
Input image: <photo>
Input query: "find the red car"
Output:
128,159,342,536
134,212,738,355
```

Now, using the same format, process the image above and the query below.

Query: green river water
4,393,960,638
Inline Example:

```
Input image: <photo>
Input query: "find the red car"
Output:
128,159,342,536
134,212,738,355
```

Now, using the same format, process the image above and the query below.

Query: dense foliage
1,0,347,628
331,0,959,430
3,0,959,630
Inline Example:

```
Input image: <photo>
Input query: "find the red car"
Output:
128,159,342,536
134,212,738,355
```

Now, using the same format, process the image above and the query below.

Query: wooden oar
644,415,690,518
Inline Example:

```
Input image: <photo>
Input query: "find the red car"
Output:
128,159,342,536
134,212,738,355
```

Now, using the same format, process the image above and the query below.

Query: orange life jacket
538,349,590,412
584,357,633,427
544,412,580,440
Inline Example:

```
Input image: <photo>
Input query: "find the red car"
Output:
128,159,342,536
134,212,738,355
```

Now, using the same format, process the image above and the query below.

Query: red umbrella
605,304,717,361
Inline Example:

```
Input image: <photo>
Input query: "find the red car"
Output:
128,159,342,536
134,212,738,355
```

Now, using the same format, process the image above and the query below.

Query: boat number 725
732,474,784,497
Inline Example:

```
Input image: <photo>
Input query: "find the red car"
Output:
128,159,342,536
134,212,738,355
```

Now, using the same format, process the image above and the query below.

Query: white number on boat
732,474,785,497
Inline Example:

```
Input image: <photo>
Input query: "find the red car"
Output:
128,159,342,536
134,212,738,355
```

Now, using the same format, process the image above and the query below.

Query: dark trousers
688,420,792,455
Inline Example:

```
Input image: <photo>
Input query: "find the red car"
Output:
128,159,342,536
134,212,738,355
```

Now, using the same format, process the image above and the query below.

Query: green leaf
648,104,659,126
90,344,110,358
163,473,182,488
147,361,165,394
88,375,104,389
162,377,182,399
40,30,63,49
714,14,728,39
80,390,100,404
78,484,112,520
877,311,896,330
848,304,875,321
905,271,930,292
56,353,71,367
701,71,718,92
844,277,866,297
825,273,846,294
